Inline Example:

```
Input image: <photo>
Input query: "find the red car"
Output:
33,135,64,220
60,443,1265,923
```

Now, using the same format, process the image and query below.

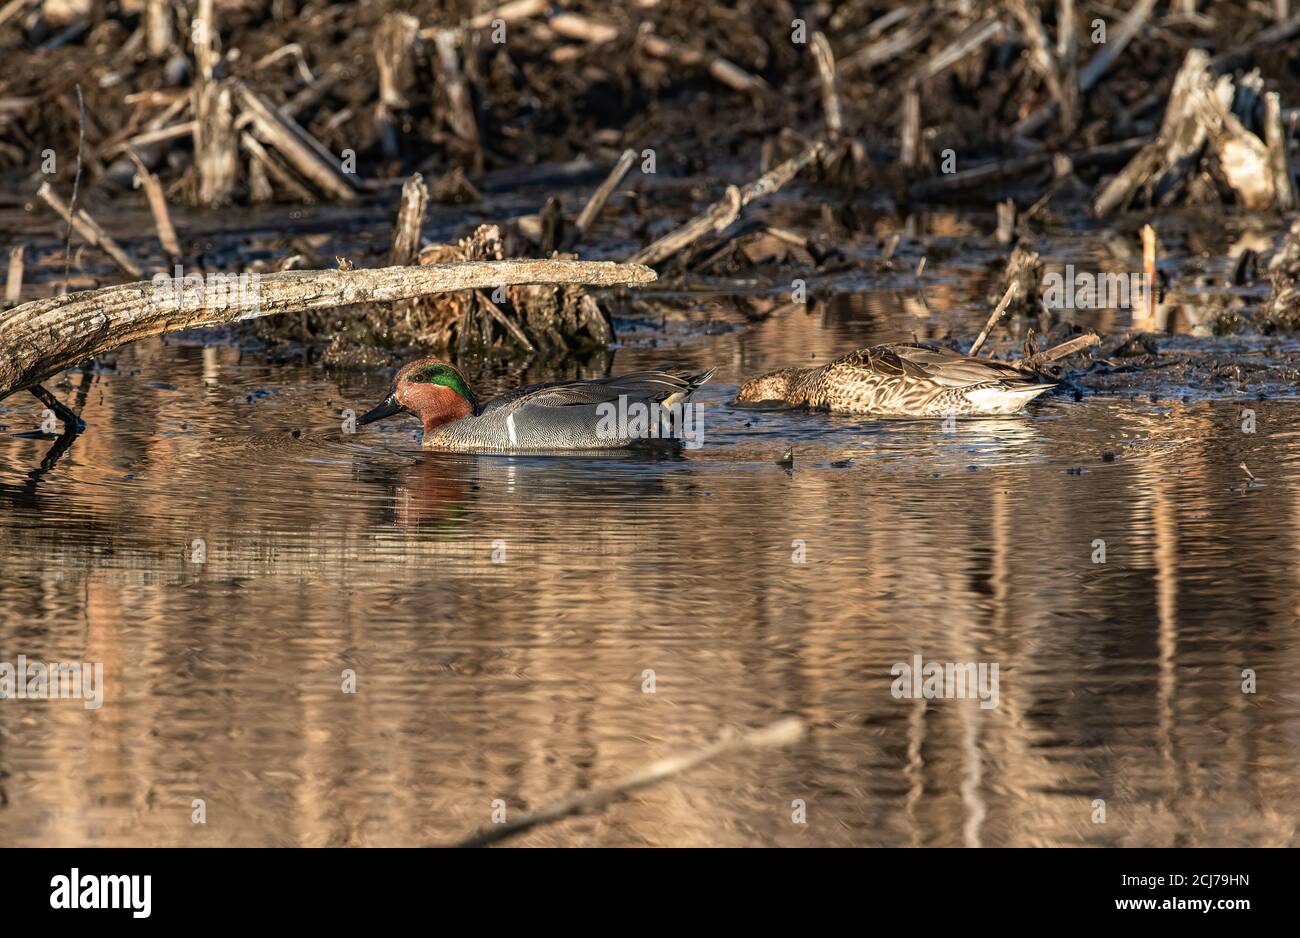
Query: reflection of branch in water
33,426,80,475
2,370,93,497
29,383,86,433
448,717,804,848
0,426,80,506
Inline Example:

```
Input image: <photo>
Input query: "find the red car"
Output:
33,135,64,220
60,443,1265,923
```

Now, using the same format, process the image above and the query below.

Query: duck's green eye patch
411,365,475,405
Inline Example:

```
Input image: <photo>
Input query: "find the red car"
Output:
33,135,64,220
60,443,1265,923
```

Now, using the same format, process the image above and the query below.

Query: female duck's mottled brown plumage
736,344,1055,417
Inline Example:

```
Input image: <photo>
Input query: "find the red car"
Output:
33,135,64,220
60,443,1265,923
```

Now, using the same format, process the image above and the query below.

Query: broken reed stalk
449,718,805,848
914,18,1003,82
838,13,930,74
1141,224,1157,323
1078,0,1158,92
389,174,429,265
374,13,419,162
190,0,240,207
0,260,656,401
125,148,182,264
194,81,238,207
240,132,316,203
144,0,171,58
574,148,636,236
235,82,357,201
638,30,767,96
374,14,418,111
432,28,482,169
194,0,218,82
968,281,1020,356
900,83,922,168
465,0,548,31
4,245,22,308
811,32,843,137
1057,0,1078,133
37,182,143,280
1092,50,1211,217
538,196,563,255
549,12,619,44
1007,0,1068,128
247,149,273,203
388,174,429,326
112,122,197,155
60,83,85,294
627,141,826,266
995,199,1017,245
1264,91,1297,210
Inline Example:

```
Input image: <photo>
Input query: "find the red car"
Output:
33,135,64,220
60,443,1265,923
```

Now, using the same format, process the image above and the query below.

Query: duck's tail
961,381,1056,415
661,367,716,408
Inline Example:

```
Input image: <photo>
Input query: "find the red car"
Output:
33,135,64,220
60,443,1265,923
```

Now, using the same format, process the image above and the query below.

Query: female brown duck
736,344,1055,417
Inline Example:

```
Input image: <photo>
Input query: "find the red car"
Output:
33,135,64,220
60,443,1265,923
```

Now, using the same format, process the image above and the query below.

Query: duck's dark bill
357,394,406,426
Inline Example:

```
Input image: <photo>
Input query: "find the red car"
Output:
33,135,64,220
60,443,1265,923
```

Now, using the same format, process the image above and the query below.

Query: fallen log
0,260,655,401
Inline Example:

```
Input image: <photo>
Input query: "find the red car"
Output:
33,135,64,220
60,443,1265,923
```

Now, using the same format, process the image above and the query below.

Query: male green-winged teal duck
357,358,715,452
736,344,1054,417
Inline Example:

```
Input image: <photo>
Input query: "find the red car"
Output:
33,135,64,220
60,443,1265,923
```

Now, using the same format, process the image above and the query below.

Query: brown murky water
2,203,1299,847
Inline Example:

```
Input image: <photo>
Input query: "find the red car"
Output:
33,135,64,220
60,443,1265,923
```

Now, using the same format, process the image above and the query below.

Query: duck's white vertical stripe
506,412,517,446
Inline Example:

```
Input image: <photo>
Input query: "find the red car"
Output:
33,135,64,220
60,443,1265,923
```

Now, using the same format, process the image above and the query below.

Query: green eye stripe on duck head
409,364,478,412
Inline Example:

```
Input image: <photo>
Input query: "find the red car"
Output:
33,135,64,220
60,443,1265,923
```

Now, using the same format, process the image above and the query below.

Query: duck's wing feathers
481,369,716,415
870,343,1045,387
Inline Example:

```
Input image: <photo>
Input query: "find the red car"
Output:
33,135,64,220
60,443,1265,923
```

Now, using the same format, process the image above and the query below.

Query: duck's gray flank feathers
429,367,715,451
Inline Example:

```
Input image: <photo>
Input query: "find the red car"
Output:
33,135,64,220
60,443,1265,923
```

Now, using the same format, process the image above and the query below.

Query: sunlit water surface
2,213,1299,847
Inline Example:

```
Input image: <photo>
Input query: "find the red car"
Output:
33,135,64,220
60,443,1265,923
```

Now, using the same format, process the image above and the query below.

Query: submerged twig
448,718,804,848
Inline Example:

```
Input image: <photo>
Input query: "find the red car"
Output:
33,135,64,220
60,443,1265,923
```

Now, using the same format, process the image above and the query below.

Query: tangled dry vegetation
2,0,1300,363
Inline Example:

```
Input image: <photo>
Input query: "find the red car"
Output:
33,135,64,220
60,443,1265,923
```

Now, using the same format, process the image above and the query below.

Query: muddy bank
6,1,1300,199
1,1,1299,389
